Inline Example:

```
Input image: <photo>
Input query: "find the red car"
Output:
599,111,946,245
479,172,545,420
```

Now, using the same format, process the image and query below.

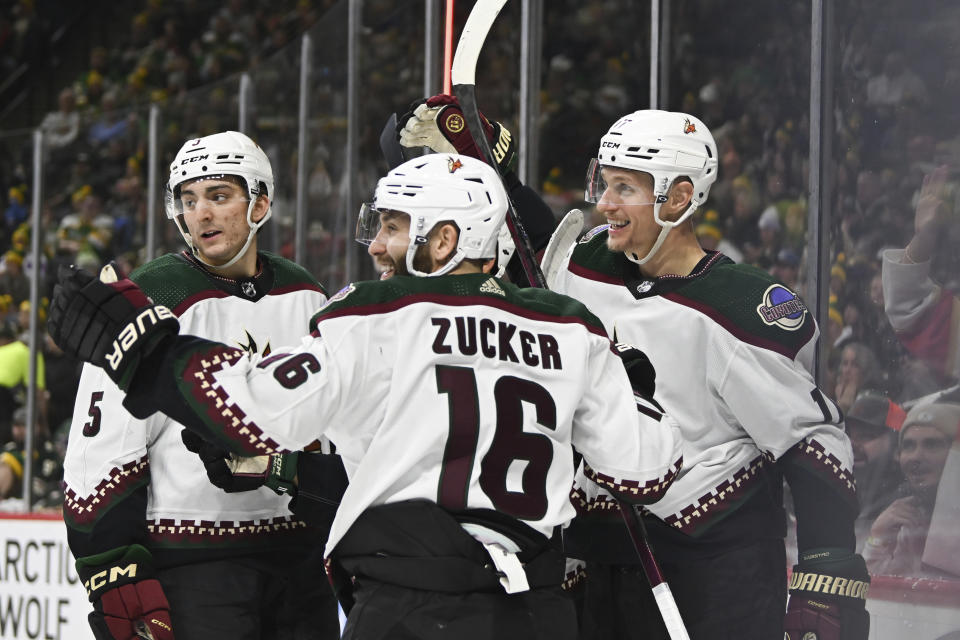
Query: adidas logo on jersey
479,278,505,297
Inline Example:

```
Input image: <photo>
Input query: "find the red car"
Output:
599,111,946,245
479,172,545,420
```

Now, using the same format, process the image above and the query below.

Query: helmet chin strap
625,199,702,267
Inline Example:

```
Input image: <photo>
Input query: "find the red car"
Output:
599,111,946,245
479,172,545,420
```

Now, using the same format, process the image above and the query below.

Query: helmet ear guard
586,110,719,265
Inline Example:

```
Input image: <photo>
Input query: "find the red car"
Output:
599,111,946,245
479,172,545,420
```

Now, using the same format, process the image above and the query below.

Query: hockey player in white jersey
397,97,870,640
49,153,683,640
59,131,341,640
551,111,869,640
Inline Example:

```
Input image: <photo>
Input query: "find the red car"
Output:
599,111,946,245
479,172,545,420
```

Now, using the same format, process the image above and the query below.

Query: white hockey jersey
157,273,683,556
555,228,856,538
62,252,328,565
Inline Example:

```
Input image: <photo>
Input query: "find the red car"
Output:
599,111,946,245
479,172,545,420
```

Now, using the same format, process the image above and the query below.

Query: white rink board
867,577,960,640
1,513,956,639
0,514,91,640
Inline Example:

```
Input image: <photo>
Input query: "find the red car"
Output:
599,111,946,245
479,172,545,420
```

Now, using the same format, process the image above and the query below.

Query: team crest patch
445,113,465,133
579,224,610,244
447,156,463,173
683,118,697,134
756,284,807,330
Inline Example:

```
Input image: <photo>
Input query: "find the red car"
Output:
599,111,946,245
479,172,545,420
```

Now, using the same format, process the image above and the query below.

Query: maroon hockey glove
785,548,870,640
48,265,179,391
397,94,517,173
76,545,175,640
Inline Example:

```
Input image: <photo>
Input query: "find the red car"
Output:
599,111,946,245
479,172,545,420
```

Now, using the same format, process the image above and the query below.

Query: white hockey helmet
356,154,508,277
164,131,274,270
585,110,718,265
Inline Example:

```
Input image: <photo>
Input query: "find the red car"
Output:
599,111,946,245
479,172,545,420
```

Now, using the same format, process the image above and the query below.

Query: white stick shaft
652,583,691,640
451,0,508,85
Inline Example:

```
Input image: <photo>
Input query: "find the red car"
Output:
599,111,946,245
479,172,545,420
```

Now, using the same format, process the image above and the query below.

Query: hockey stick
540,208,583,289
450,0,548,289
379,112,406,170
451,3,690,638
617,504,690,640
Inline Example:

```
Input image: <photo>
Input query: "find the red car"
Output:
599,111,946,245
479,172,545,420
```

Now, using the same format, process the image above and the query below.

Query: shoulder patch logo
329,283,356,304
756,284,807,330
479,277,505,297
580,224,610,244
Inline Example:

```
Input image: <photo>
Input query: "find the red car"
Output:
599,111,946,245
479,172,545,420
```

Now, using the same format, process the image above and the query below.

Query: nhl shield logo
636,280,654,294
756,284,807,330
241,282,257,297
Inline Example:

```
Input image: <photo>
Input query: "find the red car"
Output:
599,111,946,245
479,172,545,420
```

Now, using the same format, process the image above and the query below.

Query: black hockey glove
785,548,870,640
181,429,298,495
613,342,657,400
397,94,517,174
48,265,179,391
75,544,175,640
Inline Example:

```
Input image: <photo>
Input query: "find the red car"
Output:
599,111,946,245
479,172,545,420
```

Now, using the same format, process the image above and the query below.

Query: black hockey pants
157,548,340,640
579,538,787,640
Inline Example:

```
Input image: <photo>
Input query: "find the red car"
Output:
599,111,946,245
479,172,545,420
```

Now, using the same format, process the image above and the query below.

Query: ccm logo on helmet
105,306,176,371
601,141,621,149
84,562,139,595
180,154,209,166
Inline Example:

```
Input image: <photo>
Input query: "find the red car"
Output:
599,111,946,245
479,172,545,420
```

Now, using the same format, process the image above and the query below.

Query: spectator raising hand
882,167,960,382
906,165,952,265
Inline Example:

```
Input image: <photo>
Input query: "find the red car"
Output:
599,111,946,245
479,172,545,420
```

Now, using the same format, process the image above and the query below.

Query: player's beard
412,243,438,275
379,243,446,279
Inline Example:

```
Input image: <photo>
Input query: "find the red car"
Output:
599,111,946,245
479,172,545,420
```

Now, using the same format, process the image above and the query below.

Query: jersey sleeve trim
782,439,857,504
581,457,681,505
176,344,281,456
63,456,150,530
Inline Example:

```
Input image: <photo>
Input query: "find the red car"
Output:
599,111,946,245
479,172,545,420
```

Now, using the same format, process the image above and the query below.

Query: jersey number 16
435,365,557,521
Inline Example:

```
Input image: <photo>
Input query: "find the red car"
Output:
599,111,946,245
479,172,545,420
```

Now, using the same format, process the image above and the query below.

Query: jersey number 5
435,365,557,520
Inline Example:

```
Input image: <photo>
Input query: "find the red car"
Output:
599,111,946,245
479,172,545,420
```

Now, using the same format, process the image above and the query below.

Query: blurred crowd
1,0,958,581
0,0,335,510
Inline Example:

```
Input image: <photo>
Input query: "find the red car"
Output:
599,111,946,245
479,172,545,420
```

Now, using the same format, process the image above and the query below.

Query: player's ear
431,223,459,263
251,195,270,224
664,180,693,222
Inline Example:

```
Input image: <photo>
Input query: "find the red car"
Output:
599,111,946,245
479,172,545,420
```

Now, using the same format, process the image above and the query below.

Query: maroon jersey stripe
663,291,814,360
318,293,609,338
